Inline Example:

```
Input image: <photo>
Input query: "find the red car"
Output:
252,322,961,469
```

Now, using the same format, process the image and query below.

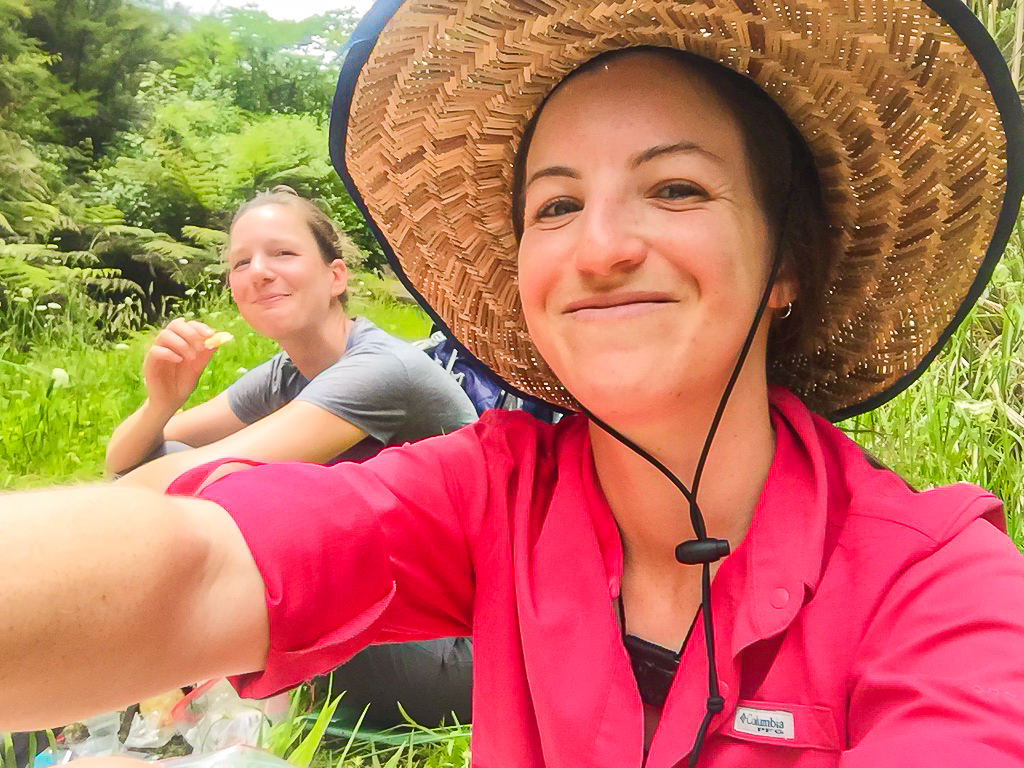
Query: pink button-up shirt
169,388,1024,766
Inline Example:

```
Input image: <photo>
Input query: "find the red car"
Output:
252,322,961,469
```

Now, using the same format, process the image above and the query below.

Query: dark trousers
322,637,473,728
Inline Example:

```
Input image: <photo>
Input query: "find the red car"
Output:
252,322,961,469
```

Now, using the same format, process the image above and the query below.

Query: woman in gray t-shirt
105,187,476,728
107,187,476,486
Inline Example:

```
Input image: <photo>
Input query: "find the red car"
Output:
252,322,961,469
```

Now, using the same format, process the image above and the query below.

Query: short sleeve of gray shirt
227,318,477,458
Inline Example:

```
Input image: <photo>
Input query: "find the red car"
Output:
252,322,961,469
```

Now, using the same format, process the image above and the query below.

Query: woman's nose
247,253,273,281
572,200,646,277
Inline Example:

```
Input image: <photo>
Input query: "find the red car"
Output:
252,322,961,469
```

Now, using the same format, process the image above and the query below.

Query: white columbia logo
733,706,795,740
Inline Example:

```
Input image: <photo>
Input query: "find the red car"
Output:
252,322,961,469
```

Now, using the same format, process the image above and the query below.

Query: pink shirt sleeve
843,517,1024,765
167,427,490,699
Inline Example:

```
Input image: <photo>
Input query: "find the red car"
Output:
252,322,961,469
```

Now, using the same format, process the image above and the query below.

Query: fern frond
82,205,126,228
47,250,100,268
94,224,164,241
0,255,56,293
181,225,228,248
74,269,143,296
0,242,59,264
142,239,208,261
0,200,71,239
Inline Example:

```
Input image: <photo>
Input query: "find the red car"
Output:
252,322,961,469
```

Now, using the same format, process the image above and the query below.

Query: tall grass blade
288,692,344,768
334,706,372,767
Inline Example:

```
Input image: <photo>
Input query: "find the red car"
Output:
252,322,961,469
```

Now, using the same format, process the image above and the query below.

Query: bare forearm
0,483,268,730
105,400,178,476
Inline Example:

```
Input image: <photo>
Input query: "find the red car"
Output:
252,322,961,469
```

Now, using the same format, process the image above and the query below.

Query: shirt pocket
720,698,841,752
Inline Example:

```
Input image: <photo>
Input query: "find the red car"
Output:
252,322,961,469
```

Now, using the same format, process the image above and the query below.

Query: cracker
203,331,234,350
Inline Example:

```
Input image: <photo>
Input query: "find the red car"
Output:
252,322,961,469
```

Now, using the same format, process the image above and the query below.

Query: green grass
266,689,472,768
840,229,1024,548
0,273,432,490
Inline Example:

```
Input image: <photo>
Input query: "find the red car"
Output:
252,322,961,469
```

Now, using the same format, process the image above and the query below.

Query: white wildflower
50,368,70,388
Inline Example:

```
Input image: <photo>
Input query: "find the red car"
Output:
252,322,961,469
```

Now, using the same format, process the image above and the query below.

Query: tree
21,0,174,157
1,0,375,323
168,8,355,117
0,0,71,242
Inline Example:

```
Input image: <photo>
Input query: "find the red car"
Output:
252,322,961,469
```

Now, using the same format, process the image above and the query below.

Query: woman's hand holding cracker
143,319,218,414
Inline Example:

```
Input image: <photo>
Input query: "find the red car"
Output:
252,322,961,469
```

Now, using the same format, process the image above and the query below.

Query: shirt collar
579,387,832,619
719,387,832,651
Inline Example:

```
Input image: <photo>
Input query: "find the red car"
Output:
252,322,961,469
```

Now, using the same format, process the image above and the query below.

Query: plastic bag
171,681,290,754
124,691,185,750
63,712,122,759
160,745,291,768
34,744,290,768
49,680,291,763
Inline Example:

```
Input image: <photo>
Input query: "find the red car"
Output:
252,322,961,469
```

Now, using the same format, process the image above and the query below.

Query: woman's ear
329,259,350,298
768,269,798,310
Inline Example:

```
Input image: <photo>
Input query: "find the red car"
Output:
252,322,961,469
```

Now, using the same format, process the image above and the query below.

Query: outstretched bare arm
0,483,268,731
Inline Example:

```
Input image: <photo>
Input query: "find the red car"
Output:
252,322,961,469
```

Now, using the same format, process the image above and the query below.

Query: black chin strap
584,208,789,766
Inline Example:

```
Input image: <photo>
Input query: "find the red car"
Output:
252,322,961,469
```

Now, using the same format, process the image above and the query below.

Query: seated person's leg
319,638,473,728
113,441,193,478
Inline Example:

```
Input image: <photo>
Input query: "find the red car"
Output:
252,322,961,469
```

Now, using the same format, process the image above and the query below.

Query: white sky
176,0,372,21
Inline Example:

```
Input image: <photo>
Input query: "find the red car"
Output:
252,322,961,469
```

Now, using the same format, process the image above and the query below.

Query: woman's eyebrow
525,165,581,188
525,143,723,188
230,238,297,258
631,141,725,168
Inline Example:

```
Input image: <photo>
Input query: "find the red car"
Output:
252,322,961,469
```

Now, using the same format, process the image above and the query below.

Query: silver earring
779,302,793,319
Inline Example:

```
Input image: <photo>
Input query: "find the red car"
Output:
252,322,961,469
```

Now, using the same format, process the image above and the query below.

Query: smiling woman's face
227,203,348,341
517,52,794,420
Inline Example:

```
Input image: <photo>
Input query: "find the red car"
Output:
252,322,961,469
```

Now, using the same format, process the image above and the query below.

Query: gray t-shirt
227,318,478,462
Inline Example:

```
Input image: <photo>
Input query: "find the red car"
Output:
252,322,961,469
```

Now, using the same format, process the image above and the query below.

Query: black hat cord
583,199,790,766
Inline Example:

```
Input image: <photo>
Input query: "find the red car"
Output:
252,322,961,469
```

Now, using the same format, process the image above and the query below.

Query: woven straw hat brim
331,0,1024,420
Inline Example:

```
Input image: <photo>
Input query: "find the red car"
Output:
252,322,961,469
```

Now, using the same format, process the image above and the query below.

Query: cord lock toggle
675,538,730,565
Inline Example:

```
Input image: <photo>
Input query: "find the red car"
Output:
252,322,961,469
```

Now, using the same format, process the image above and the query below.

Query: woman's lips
563,292,675,317
254,293,289,305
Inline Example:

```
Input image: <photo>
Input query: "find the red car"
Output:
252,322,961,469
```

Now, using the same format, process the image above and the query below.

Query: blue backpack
420,331,560,423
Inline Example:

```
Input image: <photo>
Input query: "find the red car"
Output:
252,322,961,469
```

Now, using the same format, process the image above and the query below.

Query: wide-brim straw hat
330,0,1024,420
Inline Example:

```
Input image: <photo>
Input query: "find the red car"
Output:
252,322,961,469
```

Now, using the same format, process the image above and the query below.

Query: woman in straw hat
3,0,1024,765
